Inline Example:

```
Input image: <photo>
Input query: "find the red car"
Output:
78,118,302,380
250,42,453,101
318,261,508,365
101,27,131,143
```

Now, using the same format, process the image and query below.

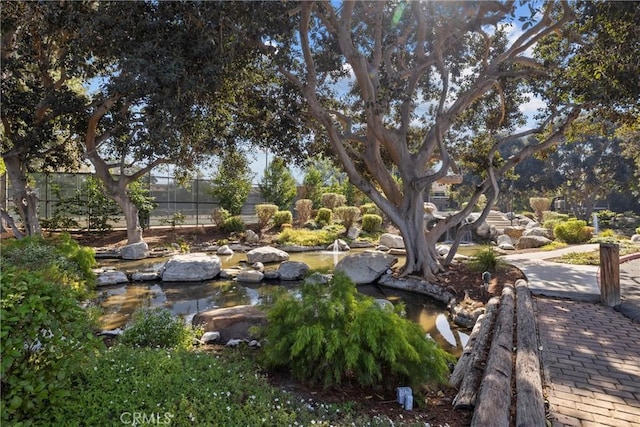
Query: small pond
95,246,480,357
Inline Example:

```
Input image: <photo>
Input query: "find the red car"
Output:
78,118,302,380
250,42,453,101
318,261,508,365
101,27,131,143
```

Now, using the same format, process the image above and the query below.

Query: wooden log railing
450,279,544,426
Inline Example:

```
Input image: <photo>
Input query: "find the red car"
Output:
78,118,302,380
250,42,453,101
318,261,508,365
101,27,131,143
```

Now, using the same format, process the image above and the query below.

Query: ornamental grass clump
468,246,502,272
259,273,453,390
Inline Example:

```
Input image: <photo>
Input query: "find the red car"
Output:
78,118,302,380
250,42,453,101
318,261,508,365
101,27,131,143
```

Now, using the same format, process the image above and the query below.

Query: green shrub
361,214,383,232
315,207,333,226
256,204,278,229
554,219,592,244
221,215,245,233
276,228,338,247
468,246,502,272
320,193,346,210
210,207,230,227
359,203,382,216
119,308,200,350
521,211,536,220
160,211,186,229
274,210,293,228
333,206,360,231
1,234,96,296
294,199,313,225
0,266,102,424
259,273,452,390
598,229,616,238
636,226,640,234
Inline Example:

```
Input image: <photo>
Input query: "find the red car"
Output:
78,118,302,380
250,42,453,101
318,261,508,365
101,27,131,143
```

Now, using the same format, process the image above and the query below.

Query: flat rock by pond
277,261,309,280
334,251,397,284
96,270,129,286
192,305,267,342
161,253,221,282
246,246,290,264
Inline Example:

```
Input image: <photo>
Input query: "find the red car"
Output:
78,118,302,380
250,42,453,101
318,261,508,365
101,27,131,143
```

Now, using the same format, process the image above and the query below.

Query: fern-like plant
259,273,452,390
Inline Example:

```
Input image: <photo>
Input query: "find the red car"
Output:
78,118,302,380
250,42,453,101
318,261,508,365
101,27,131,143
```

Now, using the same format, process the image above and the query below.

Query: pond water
95,246,479,357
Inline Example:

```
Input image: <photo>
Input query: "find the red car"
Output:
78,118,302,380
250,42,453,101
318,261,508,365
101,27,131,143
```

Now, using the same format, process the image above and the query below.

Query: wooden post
599,243,620,307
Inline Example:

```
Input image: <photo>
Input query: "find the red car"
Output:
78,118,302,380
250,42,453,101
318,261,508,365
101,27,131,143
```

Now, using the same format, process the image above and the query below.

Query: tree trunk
3,155,41,237
113,189,143,245
394,188,441,281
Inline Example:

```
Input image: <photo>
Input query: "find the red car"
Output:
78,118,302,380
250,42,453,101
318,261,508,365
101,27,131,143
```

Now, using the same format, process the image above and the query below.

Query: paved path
503,245,640,426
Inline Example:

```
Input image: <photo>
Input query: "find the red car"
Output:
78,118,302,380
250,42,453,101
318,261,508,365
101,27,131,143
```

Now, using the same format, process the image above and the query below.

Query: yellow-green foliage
315,207,333,226
256,204,278,229
554,219,592,243
541,241,568,251
361,214,383,232
274,210,293,228
259,273,453,389
333,206,360,230
320,193,346,210
210,208,230,227
542,211,570,237
294,199,313,224
221,215,245,233
276,228,338,247
598,229,615,238
359,203,382,216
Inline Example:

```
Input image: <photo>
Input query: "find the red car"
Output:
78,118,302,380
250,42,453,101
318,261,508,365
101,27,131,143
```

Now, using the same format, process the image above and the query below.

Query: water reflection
96,249,473,357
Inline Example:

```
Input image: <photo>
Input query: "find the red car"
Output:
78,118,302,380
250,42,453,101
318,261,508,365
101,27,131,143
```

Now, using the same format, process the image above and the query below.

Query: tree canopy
258,0,639,279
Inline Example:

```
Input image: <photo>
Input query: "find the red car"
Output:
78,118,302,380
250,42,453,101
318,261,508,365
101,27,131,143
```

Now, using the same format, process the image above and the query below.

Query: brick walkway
535,298,640,426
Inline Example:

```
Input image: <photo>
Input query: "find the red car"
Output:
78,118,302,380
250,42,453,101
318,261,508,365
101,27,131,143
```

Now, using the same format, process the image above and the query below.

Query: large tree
81,1,304,244
1,2,93,237
259,1,638,280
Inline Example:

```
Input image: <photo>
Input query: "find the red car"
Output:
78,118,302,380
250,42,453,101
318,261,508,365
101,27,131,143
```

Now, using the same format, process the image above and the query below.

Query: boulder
246,246,289,264
200,331,221,344
130,270,161,281
346,226,361,240
277,261,309,281
244,229,260,245
161,253,221,282
379,233,405,249
523,227,553,239
498,242,516,251
516,235,552,249
496,234,513,246
216,245,234,256
335,251,397,284
192,305,267,341
263,270,280,280
120,242,149,260
436,245,450,256
503,226,525,240
326,239,350,252
97,271,129,286
632,234,640,243
236,270,264,283
304,272,330,285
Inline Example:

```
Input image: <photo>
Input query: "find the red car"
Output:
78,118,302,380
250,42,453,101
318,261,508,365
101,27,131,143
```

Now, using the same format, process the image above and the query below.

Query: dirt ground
24,225,527,426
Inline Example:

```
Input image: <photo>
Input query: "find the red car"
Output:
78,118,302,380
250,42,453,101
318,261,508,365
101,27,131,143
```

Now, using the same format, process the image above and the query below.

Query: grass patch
44,345,381,426
552,242,640,265
276,228,339,247
540,241,568,251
